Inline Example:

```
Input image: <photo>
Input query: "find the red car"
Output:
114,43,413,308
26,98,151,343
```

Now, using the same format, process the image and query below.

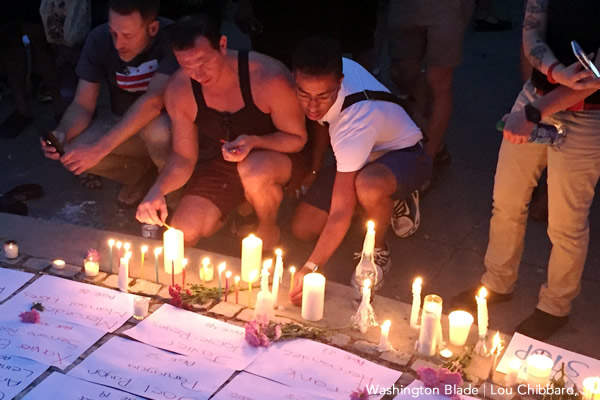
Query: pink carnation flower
350,387,370,399
19,310,40,323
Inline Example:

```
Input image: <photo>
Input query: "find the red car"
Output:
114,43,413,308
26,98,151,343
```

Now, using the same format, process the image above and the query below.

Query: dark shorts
302,144,433,213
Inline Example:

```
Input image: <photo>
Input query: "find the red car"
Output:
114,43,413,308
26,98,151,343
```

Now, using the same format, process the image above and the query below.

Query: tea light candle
410,277,422,328
242,234,262,283
526,354,553,387
52,259,66,270
378,320,392,351
84,258,100,277
200,257,214,283
476,287,488,339
505,358,522,387
3,240,18,259
583,377,600,400
133,297,149,320
301,272,326,322
448,310,474,346
439,348,453,362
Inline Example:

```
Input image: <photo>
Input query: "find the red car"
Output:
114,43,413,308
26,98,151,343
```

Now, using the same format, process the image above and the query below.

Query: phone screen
571,40,600,78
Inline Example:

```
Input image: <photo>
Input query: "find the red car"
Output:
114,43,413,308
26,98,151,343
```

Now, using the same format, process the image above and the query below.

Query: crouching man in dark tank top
136,14,307,247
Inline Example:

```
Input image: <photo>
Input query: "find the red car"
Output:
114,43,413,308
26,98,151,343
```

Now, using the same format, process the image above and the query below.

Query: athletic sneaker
351,242,391,292
391,190,421,238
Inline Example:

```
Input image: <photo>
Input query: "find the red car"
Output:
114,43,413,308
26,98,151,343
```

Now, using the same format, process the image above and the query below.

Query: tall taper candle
140,245,148,276
108,239,115,273
476,287,488,339
218,262,226,301
153,247,162,283
225,271,231,302
410,277,422,328
235,276,240,304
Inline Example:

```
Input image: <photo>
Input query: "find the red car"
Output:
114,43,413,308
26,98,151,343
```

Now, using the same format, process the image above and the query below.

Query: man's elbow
144,94,166,118
288,132,308,153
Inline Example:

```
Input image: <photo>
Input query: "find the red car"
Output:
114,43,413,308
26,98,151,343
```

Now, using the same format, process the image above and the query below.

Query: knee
291,215,321,242
238,151,289,187
427,69,454,95
140,115,171,151
171,211,218,246
355,168,394,205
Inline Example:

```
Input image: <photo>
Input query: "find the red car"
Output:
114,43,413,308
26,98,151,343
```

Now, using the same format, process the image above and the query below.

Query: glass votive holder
3,240,19,259
448,310,474,346
84,257,100,277
526,354,553,387
133,297,149,320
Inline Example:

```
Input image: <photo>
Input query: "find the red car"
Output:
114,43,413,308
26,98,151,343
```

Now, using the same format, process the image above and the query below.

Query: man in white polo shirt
289,37,432,302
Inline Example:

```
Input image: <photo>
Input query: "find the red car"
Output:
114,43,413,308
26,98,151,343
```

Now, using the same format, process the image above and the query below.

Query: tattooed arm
522,0,556,73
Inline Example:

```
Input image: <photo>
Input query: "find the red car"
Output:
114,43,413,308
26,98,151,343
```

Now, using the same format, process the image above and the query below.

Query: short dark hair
291,37,343,79
109,0,160,21
169,14,221,52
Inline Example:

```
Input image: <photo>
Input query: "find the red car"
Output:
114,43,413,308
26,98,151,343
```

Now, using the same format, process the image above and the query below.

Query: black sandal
1,183,43,202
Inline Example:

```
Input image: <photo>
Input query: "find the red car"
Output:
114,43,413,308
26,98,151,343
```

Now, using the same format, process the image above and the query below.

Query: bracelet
303,261,318,272
547,61,561,85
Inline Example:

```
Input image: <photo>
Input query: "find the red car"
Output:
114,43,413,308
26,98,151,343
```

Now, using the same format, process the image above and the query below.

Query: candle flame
414,277,422,287
263,259,273,270
226,271,232,278
201,257,210,267
141,245,148,253
478,287,488,299
491,331,504,355
116,241,122,249
367,220,375,230
182,258,188,267
108,239,115,247
218,262,226,273
154,247,163,256
124,242,131,251
289,266,296,274
382,320,391,328
363,279,371,289
275,248,282,256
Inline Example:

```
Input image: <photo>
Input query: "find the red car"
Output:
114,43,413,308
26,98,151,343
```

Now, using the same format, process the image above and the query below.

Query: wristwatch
524,103,542,124
303,261,319,272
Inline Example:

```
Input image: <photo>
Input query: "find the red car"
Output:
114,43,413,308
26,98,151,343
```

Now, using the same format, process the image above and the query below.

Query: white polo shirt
319,58,423,173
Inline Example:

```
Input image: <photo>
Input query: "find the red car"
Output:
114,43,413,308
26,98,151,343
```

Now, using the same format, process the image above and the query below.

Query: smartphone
571,40,600,78
42,131,65,156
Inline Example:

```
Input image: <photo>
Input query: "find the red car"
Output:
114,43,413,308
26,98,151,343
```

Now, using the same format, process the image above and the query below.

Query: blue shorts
302,143,433,213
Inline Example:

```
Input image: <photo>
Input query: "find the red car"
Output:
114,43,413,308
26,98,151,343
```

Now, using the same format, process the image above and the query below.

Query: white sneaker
391,190,421,238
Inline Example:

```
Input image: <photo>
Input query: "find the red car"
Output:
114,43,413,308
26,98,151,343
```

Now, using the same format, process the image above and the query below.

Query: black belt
341,90,413,112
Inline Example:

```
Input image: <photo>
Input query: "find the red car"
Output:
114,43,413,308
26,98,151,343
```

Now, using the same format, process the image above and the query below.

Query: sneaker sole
392,191,421,238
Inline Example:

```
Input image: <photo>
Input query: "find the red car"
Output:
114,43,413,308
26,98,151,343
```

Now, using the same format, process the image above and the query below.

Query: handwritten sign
0,268,33,302
69,336,235,400
0,354,47,400
0,275,135,332
246,339,401,400
22,372,146,400
212,372,332,400
124,304,262,370
497,333,600,388
393,380,479,399
0,315,104,369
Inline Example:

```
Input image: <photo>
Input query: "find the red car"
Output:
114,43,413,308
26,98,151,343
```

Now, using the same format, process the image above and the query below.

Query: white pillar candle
242,234,262,283
364,220,375,257
133,297,149,320
476,287,489,339
84,259,100,277
448,310,474,346
417,294,443,356
505,358,522,387
583,377,600,400
163,227,184,275
200,258,214,282
52,259,66,270
3,241,18,259
272,249,284,306
526,354,554,387
410,277,422,328
301,272,326,322
378,320,392,351
118,256,130,292
253,290,275,322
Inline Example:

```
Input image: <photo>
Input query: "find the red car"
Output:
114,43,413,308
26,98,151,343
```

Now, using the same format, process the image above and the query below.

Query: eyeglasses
295,87,338,104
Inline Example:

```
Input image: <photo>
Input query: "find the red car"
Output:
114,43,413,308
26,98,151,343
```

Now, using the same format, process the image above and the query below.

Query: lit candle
140,245,148,276
84,257,99,277
289,266,296,293
200,257,214,284
272,249,284,306
476,287,489,339
417,294,443,356
439,348,453,362
235,276,240,304
505,358,522,387
448,310,474,346
218,262,226,301
124,242,131,254
378,320,392,351
181,258,188,286
526,354,553,387
301,272,326,322
364,220,375,257
53,259,65,269
261,259,272,293
153,247,162,283
3,240,18,259
116,241,123,259
133,297,149,320
108,239,115,272
410,277,422,328
241,234,262,283
248,270,258,307
488,331,505,380
225,271,231,302
253,288,275,322
118,255,129,292
583,377,600,400
164,227,184,275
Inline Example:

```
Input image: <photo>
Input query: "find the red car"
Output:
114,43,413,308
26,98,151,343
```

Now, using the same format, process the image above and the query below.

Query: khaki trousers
482,81,600,316
70,112,171,186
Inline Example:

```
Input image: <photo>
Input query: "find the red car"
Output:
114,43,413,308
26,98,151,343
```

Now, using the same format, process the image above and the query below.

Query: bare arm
522,0,556,74
57,80,100,142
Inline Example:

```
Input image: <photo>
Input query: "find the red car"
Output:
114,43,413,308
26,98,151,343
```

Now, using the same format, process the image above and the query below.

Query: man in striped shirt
41,0,178,207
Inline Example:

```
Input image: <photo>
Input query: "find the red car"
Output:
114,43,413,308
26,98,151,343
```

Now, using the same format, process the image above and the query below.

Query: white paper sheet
245,339,401,400
497,332,600,388
0,315,104,369
123,304,262,370
69,336,235,400
0,268,33,302
21,372,147,400
0,354,48,400
392,380,479,399
212,372,332,400
0,275,135,332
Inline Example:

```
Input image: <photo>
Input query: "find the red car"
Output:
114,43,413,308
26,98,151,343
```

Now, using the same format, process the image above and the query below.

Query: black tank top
191,51,276,159
530,0,600,103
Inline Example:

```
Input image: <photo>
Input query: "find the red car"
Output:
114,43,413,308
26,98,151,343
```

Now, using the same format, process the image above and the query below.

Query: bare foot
117,172,156,208
256,223,280,251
